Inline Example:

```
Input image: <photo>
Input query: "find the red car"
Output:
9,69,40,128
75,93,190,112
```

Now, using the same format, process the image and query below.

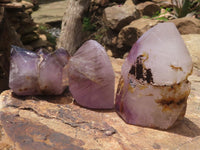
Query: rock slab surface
31,0,67,24
0,35,200,149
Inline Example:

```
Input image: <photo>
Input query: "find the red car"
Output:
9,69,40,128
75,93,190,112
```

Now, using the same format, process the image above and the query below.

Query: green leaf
180,0,190,17
82,17,96,32
156,17,168,21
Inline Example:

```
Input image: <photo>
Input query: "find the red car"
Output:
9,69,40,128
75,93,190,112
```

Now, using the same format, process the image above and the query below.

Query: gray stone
32,0,67,24
103,0,140,31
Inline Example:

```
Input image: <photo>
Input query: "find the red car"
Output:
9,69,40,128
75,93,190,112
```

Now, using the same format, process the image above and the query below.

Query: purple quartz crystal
68,40,115,109
115,22,193,129
9,46,70,95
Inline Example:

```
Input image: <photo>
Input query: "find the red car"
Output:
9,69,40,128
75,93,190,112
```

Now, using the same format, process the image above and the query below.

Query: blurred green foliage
38,24,56,45
172,0,200,18
82,17,96,32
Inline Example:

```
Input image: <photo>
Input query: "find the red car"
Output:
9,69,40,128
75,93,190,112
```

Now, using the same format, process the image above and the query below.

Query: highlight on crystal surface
9,46,70,95
68,40,115,109
115,22,193,129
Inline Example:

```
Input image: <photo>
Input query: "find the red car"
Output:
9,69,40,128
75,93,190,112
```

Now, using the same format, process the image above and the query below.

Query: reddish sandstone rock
0,53,200,149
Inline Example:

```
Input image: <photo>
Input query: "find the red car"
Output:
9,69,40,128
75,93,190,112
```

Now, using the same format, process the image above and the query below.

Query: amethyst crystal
9,46,70,95
115,23,193,129
68,40,115,109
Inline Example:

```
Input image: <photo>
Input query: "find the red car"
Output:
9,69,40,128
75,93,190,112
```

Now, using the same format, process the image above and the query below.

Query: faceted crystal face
68,40,115,109
9,46,70,95
115,23,193,129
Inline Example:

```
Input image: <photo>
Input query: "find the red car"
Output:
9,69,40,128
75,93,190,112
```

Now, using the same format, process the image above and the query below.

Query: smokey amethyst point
9,46,41,95
115,22,193,129
68,40,115,109
38,49,69,95
9,46,70,95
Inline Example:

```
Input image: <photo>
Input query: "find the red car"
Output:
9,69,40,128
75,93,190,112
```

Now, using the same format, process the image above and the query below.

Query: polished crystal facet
68,40,115,109
9,46,70,95
115,23,193,129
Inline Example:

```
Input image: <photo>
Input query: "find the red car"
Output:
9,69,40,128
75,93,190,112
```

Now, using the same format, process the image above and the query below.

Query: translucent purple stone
115,23,193,129
68,40,115,109
9,46,70,95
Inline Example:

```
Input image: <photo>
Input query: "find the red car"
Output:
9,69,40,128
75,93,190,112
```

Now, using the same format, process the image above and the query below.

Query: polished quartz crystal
9,46,69,95
115,22,193,129
68,40,115,109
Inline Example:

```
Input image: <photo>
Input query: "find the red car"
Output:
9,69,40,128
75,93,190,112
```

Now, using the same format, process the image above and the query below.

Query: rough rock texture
0,34,199,149
0,7,23,93
32,0,67,24
170,17,200,34
117,17,200,51
0,52,200,149
0,0,43,49
136,1,160,17
152,0,172,7
182,34,200,70
0,1,34,9
117,18,160,48
103,0,140,31
91,0,109,6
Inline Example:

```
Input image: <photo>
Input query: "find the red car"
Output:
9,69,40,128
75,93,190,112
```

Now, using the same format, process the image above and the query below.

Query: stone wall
0,0,47,50
0,5,23,92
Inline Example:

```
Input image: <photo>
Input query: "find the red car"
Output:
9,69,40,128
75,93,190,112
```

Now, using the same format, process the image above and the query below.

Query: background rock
0,7,23,93
182,34,200,70
29,38,49,50
152,0,172,7
170,17,200,34
0,0,41,49
103,0,140,31
21,31,39,44
136,1,160,17
117,18,160,49
0,1,34,9
31,0,67,24
91,0,109,6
